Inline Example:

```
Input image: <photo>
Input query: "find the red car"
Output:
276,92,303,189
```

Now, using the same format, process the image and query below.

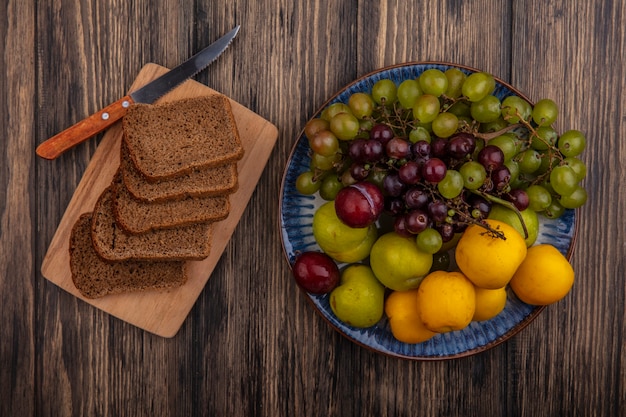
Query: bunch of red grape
295,68,587,253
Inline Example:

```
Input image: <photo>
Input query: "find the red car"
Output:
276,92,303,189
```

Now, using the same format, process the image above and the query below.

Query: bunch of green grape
296,67,587,251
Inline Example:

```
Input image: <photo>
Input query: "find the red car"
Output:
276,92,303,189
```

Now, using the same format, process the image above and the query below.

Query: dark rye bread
70,213,188,299
111,170,230,234
120,141,238,203
123,94,244,182
91,186,213,261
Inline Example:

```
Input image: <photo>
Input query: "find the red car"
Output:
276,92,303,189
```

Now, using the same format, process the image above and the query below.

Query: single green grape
330,112,360,140
397,79,422,109
419,69,448,97
558,129,587,157
488,134,518,161
459,161,487,190
462,72,496,102
447,101,471,118
319,175,344,200
444,68,467,98
412,94,441,123
559,186,588,209
532,98,558,126
348,92,375,119
321,102,351,122
543,199,566,219
531,126,558,151
563,156,587,181
304,118,330,141
471,95,502,123
526,184,552,211
416,228,443,254
310,130,339,156
311,152,340,171
409,126,431,143
372,79,397,106
516,149,542,174
431,112,459,138
501,95,532,124
437,170,464,198
296,171,321,195
549,165,578,196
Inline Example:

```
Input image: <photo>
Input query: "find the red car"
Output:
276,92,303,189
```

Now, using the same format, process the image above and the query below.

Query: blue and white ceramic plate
279,62,577,360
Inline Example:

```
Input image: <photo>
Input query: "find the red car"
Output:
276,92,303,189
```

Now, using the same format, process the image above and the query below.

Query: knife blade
36,25,240,160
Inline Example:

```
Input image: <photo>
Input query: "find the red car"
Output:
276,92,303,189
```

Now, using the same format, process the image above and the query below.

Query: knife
36,25,240,160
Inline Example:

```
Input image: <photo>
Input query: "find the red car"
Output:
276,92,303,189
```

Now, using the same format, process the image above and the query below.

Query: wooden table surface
2,1,624,416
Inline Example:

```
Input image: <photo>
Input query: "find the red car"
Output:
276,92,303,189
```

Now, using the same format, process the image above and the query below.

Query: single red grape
446,132,476,159
405,210,430,234
382,173,406,197
422,158,447,183
369,123,394,145
505,188,530,211
491,165,511,190
385,137,412,159
478,145,505,171
398,161,422,184
404,187,430,209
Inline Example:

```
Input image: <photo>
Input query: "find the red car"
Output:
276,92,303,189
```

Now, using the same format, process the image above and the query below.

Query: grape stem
470,190,529,239
474,123,523,141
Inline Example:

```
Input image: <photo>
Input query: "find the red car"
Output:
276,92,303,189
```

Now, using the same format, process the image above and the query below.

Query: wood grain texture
0,0,623,416
509,1,626,416
1,2,36,417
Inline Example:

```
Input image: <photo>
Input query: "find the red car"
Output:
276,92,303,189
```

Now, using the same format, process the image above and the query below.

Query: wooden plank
509,1,626,416
40,63,278,337
355,0,511,79
179,2,363,416
0,1,36,416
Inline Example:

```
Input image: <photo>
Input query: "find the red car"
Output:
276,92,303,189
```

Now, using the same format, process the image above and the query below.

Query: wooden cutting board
40,63,278,338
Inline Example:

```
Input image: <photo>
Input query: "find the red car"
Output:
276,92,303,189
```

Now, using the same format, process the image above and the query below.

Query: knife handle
36,95,135,160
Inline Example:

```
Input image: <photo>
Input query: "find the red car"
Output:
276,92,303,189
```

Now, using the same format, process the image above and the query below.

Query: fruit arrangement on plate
279,63,583,359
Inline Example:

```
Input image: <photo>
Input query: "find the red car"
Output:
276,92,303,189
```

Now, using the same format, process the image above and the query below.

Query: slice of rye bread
111,170,230,234
122,94,244,182
70,213,188,299
120,141,238,203
91,186,213,261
